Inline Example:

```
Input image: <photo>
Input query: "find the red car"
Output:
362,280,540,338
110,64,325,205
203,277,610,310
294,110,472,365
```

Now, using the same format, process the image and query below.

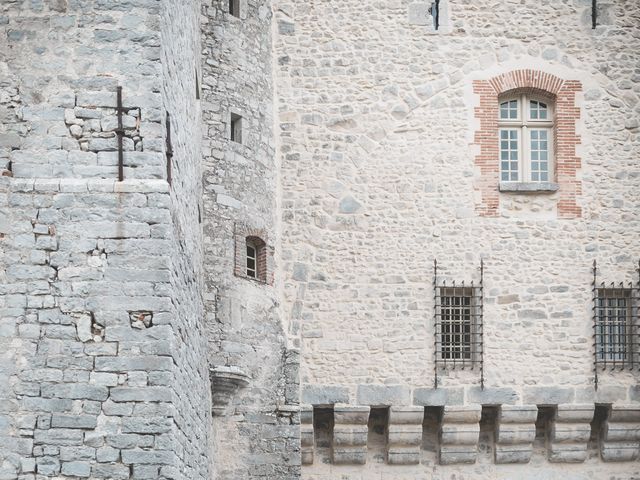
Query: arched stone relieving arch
473,69,582,218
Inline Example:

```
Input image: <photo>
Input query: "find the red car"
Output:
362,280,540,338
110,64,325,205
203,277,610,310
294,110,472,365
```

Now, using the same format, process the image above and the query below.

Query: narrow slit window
229,0,240,17
230,113,243,144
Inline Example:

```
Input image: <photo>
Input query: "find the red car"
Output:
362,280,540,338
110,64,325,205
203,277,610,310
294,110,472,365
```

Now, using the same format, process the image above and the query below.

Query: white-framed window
246,240,257,278
498,94,554,183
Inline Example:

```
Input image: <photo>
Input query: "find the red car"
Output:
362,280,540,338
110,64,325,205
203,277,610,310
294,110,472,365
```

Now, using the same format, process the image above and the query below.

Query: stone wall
200,0,300,478
160,0,212,478
274,0,640,478
0,0,212,478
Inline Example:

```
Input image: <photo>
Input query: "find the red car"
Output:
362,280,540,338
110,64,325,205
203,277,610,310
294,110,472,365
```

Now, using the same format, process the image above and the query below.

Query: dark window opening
229,0,240,17
592,0,597,29
431,0,441,30
230,113,242,144
246,243,257,278
195,69,201,100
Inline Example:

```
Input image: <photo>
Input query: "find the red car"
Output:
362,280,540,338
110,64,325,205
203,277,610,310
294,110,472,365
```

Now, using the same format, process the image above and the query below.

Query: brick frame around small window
473,70,582,218
233,224,274,285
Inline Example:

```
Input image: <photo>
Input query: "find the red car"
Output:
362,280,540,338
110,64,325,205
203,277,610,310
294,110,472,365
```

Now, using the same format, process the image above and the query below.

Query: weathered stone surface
495,405,537,464
414,388,464,406
356,384,411,406
332,405,370,465
387,406,424,465
302,385,350,406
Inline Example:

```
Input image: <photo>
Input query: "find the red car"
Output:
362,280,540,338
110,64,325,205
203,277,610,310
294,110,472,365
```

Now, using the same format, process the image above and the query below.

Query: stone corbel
494,405,537,464
439,405,481,465
600,404,640,462
209,366,250,416
549,404,594,463
332,405,370,465
300,405,314,465
387,406,424,465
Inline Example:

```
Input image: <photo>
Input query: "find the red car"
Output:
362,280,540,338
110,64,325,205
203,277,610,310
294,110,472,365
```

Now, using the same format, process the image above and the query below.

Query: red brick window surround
234,224,274,285
473,70,582,218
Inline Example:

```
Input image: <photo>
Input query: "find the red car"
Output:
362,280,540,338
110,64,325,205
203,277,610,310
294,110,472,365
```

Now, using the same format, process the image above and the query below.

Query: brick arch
473,69,582,219
488,69,565,96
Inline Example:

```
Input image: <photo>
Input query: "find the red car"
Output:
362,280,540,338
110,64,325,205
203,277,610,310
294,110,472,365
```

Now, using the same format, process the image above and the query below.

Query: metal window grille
592,260,640,389
434,260,484,388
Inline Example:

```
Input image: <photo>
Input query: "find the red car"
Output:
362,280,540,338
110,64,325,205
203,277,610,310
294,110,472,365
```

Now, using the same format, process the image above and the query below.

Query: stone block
413,387,463,406
467,386,518,405
332,405,369,465
408,2,432,26
495,405,537,464
356,384,411,406
523,387,574,405
302,385,349,406
387,406,424,465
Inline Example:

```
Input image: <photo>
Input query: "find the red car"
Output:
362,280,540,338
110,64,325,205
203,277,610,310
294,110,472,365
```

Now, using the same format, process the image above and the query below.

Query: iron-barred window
595,288,637,367
592,261,640,382
438,287,476,361
433,260,484,388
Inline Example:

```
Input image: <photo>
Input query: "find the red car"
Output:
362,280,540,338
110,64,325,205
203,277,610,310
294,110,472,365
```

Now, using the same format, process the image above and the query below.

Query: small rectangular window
595,288,634,365
436,286,481,366
229,0,240,17
230,113,242,144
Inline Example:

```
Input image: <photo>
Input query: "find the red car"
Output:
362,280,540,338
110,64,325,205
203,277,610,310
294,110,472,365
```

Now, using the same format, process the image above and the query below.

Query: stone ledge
499,181,559,193
302,385,350,406
413,388,464,406
356,384,410,406
5,178,170,194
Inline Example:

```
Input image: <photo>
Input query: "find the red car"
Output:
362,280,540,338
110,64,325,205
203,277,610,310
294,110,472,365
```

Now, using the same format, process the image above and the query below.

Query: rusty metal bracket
165,112,173,185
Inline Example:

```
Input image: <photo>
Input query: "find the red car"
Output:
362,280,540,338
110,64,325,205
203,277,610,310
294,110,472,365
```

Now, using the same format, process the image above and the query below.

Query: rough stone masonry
0,0,639,480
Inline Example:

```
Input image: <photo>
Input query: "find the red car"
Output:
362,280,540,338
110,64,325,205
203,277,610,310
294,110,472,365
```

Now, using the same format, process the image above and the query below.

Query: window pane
500,100,518,119
500,129,518,181
530,129,549,183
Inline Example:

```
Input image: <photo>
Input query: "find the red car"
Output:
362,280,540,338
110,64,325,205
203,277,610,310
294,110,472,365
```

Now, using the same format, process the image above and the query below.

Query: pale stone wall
274,0,640,477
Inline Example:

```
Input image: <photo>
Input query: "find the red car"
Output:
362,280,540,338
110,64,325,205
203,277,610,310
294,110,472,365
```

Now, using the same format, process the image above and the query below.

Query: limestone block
387,406,424,465
301,405,314,465
439,405,481,465
600,405,640,462
332,405,370,465
495,405,537,464
549,404,594,463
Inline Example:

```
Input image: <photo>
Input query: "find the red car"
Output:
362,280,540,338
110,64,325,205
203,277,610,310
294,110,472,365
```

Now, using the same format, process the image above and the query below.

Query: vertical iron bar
434,0,440,30
592,0,597,29
593,260,598,390
116,87,124,182
165,112,173,186
434,259,438,389
480,259,484,390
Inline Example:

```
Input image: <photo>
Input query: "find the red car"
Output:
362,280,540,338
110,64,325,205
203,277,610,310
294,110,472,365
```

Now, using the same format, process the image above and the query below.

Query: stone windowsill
499,182,559,193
